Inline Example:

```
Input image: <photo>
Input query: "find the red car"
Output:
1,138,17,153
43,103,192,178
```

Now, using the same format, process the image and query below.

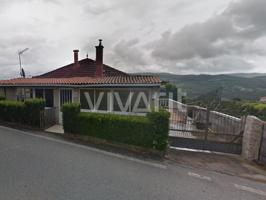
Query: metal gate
40,107,57,129
162,100,246,154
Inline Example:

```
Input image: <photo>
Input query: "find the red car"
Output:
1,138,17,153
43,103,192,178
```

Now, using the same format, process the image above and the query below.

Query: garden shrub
0,100,25,123
241,102,266,120
147,109,170,151
217,100,266,121
0,98,45,127
24,99,46,127
62,103,170,152
0,96,6,101
61,102,80,133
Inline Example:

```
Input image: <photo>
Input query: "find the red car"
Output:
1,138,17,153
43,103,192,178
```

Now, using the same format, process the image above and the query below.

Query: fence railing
160,99,246,137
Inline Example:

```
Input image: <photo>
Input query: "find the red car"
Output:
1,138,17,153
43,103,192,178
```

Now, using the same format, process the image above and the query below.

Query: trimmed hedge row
62,103,170,151
0,99,45,127
61,102,81,133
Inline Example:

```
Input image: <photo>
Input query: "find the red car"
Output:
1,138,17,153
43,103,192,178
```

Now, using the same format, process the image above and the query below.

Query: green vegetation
62,103,170,151
216,100,266,120
190,87,223,109
143,73,266,101
163,83,178,101
0,96,6,101
237,102,266,120
61,102,81,134
24,99,46,127
0,99,45,127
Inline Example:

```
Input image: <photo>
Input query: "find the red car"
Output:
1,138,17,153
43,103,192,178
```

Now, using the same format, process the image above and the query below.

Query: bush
61,102,80,133
62,103,170,152
0,100,25,123
78,112,154,148
241,102,266,120
217,100,266,120
0,98,45,127
147,109,170,151
25,99,46,127
0,96,6,101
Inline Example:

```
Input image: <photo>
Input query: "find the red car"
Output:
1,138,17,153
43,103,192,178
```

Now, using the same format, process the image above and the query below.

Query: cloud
109,39,147,69
149,0,266,73
0,34,56,78
0,0,266,78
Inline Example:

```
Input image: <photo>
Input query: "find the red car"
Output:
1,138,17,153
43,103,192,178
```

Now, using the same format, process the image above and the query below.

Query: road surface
0,125,266,200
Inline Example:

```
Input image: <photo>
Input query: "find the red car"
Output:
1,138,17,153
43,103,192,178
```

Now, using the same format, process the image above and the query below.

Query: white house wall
79,87,160,113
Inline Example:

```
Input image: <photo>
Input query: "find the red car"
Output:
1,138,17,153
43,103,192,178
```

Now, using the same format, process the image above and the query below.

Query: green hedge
62,103,170,151
61,102,81,133
0,99,45,127
25,99,46,127
0,96,6,101
147,110,170,151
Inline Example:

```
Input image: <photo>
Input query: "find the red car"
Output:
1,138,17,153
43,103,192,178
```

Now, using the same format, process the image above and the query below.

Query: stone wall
242,116,264,161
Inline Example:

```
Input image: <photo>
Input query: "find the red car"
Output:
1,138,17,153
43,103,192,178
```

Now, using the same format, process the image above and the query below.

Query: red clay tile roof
0,76,161,86
34,58,127,78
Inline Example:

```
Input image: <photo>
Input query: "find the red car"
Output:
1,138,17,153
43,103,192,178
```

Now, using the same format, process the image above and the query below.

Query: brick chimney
73,49,79,69
95,39,104,77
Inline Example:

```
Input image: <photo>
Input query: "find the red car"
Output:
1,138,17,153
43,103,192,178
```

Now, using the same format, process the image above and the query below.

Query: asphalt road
0,126,266,200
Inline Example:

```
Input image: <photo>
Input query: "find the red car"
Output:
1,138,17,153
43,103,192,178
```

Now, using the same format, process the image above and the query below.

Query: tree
193,87,223,110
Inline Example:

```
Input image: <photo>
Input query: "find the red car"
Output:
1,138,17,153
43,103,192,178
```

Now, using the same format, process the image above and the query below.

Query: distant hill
137,73,266,101
227,73,266,78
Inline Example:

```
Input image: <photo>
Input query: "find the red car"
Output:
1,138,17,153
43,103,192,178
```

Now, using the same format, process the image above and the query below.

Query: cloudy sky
0,0,265,78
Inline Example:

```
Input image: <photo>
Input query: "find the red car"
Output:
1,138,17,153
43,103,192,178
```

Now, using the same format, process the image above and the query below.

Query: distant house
0,40,161,125
260,96,266,102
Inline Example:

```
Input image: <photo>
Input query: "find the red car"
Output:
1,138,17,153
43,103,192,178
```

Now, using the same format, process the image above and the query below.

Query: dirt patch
166,148,266,183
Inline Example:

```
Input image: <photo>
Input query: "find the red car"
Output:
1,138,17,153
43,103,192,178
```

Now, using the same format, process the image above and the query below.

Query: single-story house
0,40,161,125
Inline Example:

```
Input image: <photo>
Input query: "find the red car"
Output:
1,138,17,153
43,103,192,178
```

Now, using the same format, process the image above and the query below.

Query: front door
59,89,73,124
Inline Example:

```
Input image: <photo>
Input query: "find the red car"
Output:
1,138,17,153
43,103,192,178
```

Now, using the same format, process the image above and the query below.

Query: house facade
0,40,161,124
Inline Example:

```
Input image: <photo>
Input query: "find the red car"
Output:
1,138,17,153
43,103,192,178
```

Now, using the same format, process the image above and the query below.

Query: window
113,90,131,112
35,89,54,107
35,89,44,99
60,89,72,106
17,88,33,101
45,89,54,107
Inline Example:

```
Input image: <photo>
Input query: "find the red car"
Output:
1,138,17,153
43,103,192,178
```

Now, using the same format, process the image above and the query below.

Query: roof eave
0,83,161,88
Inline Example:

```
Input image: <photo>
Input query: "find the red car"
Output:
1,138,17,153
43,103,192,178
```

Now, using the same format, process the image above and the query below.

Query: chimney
73,49,79,68
95,39,104,77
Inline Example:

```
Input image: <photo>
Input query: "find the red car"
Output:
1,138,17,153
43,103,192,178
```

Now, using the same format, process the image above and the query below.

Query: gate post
203,107,210,149
242,116,264,161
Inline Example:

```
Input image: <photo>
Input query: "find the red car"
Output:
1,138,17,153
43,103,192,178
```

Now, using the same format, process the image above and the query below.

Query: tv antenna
18,48,29,78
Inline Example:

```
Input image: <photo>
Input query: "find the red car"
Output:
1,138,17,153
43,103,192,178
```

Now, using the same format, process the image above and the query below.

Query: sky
0,0,266,78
